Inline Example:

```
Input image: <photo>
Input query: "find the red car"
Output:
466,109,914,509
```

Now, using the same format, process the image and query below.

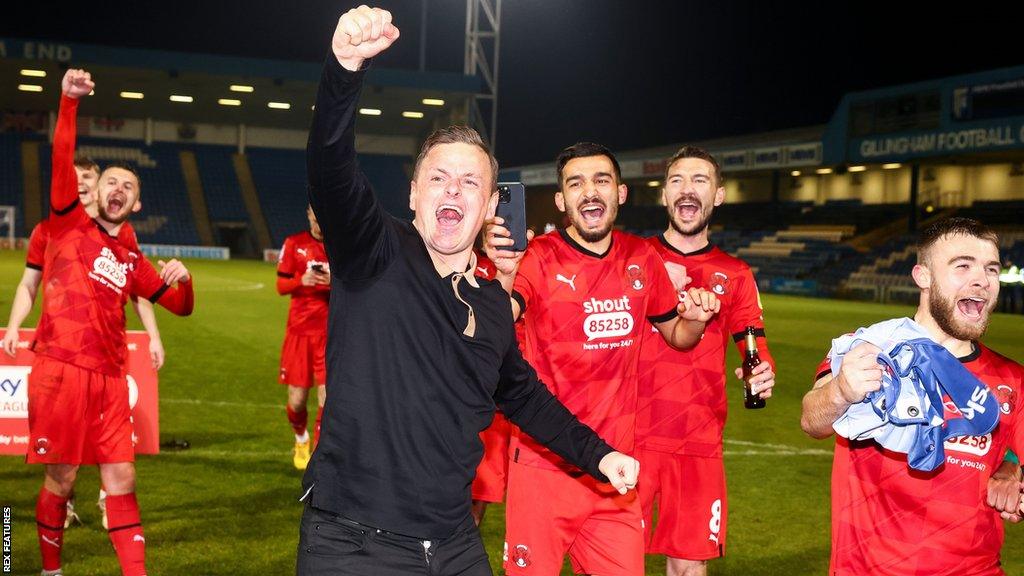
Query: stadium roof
1,37,480,135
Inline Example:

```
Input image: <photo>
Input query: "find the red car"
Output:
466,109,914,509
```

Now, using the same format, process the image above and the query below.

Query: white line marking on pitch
723,439,832,456
162,397,280,409
161,450,290,458
200,281,266,292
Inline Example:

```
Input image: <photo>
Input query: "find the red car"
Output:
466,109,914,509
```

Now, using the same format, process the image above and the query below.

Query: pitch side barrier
757,277,821,297
139,244,229,260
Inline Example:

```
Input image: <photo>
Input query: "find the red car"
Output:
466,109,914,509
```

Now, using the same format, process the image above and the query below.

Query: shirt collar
425,247,480,288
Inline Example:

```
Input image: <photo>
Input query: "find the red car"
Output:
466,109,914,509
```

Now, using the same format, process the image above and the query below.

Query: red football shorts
504,461,644,576
472,412,512,503
637,447,727,560
27,356,134,465
279,332,327,388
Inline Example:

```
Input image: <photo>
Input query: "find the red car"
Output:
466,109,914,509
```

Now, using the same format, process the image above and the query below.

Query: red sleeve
49,95,89,235
25,221,49,270
511,247,541,315
1004,363,1024,456
729,267,775,371
814,355,832,383
276,238,302,295
646,250,681,323
132,257,194,316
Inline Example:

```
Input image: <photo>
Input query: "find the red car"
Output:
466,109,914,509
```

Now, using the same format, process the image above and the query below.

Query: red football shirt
637,237,774,457
276,231,330,337
510,229,679,472
27,219,139,270
32,94,194,377
818,344,1024,576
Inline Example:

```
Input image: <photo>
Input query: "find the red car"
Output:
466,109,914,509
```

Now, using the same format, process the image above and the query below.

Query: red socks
105,493,146,576
314,406,323,447
286,405,308,438
36,487,67,571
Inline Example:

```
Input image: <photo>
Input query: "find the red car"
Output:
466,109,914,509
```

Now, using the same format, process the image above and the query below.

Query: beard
567,200,616,244
667,196,714,237
928,281,992,342
97,203,131,225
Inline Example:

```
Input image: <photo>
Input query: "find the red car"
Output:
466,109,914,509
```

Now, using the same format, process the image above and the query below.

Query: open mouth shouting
577,200,607,227
674,196,702,221
956,295,989,320
436,204,464,228
106,193,127,215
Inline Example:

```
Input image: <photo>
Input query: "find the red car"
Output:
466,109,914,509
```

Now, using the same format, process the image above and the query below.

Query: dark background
3,1,1020,166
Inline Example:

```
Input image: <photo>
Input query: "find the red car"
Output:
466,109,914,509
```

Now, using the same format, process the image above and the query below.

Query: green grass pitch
0,250,1022,575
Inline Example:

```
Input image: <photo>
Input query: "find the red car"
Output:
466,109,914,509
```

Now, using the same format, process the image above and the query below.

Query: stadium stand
247,146,413,248
0,133,25,236
37,137,201,245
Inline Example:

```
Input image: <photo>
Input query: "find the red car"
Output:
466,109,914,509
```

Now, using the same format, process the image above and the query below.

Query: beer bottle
743,326,766,409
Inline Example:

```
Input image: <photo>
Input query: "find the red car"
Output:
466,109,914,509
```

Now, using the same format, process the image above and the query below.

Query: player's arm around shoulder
800,342,883,439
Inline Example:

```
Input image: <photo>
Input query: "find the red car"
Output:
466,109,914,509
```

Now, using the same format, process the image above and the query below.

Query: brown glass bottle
742,326,766,409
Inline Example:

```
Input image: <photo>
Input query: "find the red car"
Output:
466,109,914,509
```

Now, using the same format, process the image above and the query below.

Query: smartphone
496,182,528,251
311,264,326,273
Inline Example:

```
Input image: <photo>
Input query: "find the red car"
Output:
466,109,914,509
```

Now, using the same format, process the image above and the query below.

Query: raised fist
62,69,94,99
332,5,401,72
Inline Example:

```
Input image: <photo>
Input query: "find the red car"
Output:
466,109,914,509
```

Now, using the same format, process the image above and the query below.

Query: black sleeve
306,53,395,281
494,323,614,482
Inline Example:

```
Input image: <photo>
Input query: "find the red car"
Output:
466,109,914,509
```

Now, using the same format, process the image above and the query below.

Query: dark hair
555,142,621,184
413,125,498,191
73,154,100,175
664,145,723,186
101,161,142,190
917,217,999,264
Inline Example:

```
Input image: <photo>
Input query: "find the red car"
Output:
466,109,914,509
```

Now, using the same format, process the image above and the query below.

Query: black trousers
296,504,492,576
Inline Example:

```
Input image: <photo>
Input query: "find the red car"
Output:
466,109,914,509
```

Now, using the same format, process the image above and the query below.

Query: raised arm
307,6,400,280
46,69,95,240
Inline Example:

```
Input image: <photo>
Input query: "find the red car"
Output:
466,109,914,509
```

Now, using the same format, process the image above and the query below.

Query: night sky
3,1,1020,167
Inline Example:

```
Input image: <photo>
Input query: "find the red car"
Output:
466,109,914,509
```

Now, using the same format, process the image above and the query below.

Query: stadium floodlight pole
464,0,501,151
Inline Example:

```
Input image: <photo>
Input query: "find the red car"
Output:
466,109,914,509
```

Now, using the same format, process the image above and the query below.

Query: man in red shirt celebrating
4,154,165,531
635,145,777,576
801,217,1024,576
276,206,330,470
29,69,195,576
487,142,720,576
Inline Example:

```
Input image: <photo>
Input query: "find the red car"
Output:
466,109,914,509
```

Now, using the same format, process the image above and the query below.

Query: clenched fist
62,69,94,99
834,342,884,404
332,5,401,72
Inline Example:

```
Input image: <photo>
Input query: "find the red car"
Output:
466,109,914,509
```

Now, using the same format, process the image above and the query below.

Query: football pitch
1,250,1022,575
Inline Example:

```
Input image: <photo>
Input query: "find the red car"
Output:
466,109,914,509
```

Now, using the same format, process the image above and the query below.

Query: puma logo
41,535,61,548
555,274,577,291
